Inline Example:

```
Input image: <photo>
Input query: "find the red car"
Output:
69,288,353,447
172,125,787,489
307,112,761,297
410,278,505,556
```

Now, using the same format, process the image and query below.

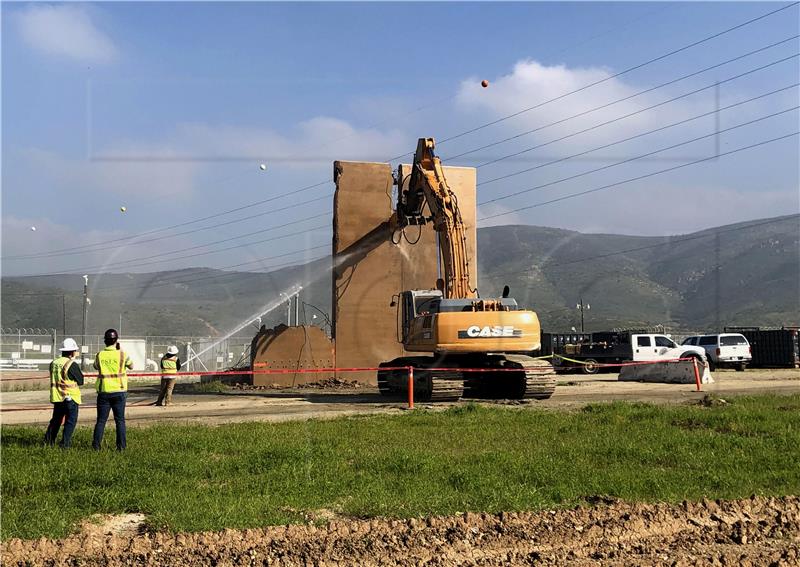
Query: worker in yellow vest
156,345,181,406
91,329,133,451
44,338,84,448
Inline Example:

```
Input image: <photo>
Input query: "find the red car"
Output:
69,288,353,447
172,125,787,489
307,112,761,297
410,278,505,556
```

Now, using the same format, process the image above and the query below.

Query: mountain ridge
2,215,797,336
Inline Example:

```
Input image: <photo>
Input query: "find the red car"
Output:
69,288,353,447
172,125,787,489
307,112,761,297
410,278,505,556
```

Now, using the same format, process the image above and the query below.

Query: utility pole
576,297,591,334
81,275,89,353
62,295,67,336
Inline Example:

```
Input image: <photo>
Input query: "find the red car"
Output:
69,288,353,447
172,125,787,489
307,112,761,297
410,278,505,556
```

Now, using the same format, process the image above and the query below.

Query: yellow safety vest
95,346,131,393
50,356,82,404
161,356,178,376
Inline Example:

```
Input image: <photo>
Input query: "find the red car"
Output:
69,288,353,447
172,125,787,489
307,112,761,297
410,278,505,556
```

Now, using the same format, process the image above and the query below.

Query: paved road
2,369,798,427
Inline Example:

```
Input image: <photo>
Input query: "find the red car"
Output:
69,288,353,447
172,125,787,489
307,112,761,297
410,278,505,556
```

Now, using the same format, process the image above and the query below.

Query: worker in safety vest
91,328,133,451
44,338,84,448
155,345,181,406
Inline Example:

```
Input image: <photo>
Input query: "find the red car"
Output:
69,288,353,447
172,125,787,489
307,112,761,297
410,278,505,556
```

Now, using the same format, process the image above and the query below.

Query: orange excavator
377,138,556,401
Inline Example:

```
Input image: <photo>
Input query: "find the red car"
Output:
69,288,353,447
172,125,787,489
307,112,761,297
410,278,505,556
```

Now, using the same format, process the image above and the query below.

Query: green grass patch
3,394,799,540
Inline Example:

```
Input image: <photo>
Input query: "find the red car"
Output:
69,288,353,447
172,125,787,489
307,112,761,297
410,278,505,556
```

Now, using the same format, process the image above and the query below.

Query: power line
31,210,329,272
431,2,800,148
299,4,679,158
6,194,330,261
476,106,797,209
12,38,793,268
10,1,794,265
444,37,799,164
17,224,330,277
6,179,331,261
477,82,798,188
11,100,791,278
16,211,328,276
14,41,791,268
479,131,799,222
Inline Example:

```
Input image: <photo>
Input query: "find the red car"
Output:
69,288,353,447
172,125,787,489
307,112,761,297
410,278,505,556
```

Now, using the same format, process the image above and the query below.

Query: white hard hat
166,345,179,355
60,338,79,352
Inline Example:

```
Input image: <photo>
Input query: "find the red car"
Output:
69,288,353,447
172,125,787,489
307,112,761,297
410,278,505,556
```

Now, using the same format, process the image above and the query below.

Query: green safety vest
50,356,82,404
95,346,132,393
161,356,177,376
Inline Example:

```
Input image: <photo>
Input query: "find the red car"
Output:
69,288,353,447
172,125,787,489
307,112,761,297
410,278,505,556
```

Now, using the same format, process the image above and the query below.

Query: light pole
279,293,291,325
81,275,89,348
576,298,590,334
295,287,302,326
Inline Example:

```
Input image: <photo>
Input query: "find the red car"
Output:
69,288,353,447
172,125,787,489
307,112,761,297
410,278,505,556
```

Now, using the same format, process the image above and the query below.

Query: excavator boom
396,138,473,299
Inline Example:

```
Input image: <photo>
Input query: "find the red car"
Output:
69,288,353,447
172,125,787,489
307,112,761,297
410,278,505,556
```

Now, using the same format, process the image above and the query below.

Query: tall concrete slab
332,160,477,383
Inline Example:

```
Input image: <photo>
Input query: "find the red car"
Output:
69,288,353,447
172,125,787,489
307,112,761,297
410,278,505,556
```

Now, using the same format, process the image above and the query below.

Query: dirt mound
3,496,798,566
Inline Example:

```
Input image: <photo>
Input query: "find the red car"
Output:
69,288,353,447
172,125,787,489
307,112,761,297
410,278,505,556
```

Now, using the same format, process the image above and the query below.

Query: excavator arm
395,138,474,299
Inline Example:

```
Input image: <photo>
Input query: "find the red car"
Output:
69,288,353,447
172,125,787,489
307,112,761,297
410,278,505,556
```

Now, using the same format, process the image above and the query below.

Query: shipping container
724,326,799,368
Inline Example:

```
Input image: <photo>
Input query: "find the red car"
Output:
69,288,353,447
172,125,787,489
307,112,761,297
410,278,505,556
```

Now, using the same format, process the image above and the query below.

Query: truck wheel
681,352,707,369
582,359,600,374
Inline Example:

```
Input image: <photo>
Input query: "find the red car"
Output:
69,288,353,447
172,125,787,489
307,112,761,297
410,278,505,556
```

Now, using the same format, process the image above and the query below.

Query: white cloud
17,4,117,64
454,59,702,158
143,117,408,165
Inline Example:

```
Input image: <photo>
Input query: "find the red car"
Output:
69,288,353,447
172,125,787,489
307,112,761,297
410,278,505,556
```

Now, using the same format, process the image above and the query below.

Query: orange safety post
692,357,702,392
407,366,415,409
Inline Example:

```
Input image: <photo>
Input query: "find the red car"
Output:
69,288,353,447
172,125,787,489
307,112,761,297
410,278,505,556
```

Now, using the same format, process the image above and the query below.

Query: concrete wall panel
251,324,335,387
332,160,476,383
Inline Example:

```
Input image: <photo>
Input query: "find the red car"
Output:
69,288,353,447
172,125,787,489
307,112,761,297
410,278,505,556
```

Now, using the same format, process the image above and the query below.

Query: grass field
2,394,799,540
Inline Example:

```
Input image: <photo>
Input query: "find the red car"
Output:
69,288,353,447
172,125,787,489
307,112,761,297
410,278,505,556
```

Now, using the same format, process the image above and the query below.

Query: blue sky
2,1,798,280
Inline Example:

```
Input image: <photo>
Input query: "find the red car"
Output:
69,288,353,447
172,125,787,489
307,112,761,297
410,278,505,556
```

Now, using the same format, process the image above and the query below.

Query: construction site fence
0,331,253,373
1,357,705,412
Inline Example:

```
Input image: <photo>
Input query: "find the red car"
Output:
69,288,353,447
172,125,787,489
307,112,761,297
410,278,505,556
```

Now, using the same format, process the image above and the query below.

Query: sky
2,1,798,281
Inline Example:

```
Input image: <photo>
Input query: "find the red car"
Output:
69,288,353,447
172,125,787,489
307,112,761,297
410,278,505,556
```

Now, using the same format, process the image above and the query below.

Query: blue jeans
93,392,127,451
44,400,79,448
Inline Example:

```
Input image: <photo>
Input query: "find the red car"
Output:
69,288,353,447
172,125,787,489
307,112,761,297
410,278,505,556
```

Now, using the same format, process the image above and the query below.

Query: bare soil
2,368,798,427
3,496,798,566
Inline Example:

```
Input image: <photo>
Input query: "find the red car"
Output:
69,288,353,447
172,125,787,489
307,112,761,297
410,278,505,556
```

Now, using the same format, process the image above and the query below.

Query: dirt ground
3,496,798,566
1,368,797,427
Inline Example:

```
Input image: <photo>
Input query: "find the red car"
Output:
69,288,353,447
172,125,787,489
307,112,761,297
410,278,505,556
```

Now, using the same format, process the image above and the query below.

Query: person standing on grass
92,328,133,451
155,345,181,406
44,338,84,448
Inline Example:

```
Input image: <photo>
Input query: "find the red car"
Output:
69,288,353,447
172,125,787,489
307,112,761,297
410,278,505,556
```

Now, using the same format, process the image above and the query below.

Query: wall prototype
251,324,334,387
332,160,477,383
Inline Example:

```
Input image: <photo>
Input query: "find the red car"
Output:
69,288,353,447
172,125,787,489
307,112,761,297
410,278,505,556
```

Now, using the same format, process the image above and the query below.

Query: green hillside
2,216,797,336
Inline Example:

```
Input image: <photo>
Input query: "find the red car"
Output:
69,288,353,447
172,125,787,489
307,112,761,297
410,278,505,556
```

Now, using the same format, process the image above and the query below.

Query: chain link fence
0,328,58,370
0,330,253,373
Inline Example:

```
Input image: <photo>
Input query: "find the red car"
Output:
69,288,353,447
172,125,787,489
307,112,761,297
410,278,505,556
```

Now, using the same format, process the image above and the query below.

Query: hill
2,215,797,336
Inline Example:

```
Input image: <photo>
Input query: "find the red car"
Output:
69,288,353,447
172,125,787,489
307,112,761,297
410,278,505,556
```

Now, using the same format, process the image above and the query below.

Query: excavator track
378,362,464,402
463,355,556,400
503,355,557,400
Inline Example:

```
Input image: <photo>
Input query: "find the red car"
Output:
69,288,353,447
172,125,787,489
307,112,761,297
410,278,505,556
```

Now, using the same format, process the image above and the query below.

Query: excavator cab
399,289,442,343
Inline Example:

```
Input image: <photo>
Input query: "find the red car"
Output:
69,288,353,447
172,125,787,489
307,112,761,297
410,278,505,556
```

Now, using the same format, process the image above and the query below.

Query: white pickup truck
631,334,707,363
554,331,708,374
682,333,752,371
